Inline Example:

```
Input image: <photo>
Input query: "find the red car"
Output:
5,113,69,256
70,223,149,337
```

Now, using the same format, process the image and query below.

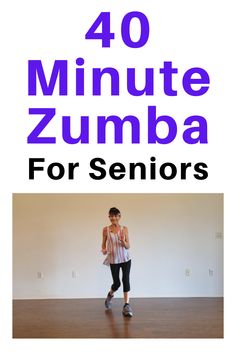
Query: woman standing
102,207,133,317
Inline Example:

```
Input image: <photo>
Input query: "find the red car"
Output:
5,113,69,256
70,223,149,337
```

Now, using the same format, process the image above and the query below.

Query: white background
0,0,234,352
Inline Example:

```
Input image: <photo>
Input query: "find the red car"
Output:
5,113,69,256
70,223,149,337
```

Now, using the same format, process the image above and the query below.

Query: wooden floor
13,298,223,338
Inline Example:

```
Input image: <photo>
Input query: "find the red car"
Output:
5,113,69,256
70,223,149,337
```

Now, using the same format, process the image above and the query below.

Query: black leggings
110,259,131,292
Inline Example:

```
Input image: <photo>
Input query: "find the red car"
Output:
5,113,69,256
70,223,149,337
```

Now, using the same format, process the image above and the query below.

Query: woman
101,207,133,317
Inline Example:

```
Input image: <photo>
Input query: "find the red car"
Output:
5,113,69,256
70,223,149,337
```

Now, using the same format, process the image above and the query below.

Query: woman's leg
121,260,133,316
121,260,131,301
124,291,129,303
105,263,121,309
110,263,121,292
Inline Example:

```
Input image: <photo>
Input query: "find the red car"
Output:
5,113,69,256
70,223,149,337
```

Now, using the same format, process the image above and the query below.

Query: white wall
13,193,223,299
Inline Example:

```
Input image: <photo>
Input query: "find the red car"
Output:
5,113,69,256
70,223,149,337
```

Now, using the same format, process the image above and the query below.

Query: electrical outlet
215,232,223,239
37,271,43,279
185,269,191,277
72,270,78,278
209,269,214,276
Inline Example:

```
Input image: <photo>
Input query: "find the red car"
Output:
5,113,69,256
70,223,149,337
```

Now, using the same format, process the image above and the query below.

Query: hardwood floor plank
13,298,223,338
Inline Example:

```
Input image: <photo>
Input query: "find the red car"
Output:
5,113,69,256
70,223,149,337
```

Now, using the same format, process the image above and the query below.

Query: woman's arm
101,227,108,254
120,226,130,249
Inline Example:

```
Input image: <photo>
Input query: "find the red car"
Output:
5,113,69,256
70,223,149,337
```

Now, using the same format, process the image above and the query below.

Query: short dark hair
109,207,121,216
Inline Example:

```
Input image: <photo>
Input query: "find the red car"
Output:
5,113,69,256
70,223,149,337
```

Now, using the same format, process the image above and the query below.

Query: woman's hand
119,232,125,241
101,248,107,255
119,227,130,249
118,235,126,247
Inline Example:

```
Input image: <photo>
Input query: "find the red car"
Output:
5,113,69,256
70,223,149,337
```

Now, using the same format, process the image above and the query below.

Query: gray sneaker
122,303,133,317
105,292,114,309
